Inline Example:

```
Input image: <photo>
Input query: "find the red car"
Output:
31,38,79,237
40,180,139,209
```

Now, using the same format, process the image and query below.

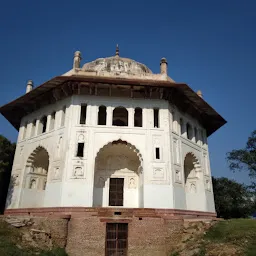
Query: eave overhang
0,75,227,136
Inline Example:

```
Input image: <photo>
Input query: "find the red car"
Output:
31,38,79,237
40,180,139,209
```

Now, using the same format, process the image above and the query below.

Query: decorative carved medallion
128,177,136,189
52,167,60,180
189,182,197,193
78,134,85,142
205,179,211,191
153,168,164,179
72,166,84,179
175,170,181,183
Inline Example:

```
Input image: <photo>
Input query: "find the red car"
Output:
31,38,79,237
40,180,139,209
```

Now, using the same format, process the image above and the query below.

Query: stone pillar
128,108,134,127
27,123,33,139
149,109,154,128
46,115,51,132
142,108,147,128
106,106,113,126
180,120,186,137
86,105,91,125
95,106,99,126
170,110,174,131
35,119,40,136
191,126,196,143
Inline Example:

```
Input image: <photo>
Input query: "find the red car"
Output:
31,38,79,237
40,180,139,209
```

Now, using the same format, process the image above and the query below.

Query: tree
212,177,253,219
227,130,256,186
0,135,16,213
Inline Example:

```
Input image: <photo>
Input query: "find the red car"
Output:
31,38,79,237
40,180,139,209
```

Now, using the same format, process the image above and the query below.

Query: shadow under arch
95,139,143,171
19,146,50,208
26,146,50,167
93,139,143,208
184,152,201,183
183,152,202,210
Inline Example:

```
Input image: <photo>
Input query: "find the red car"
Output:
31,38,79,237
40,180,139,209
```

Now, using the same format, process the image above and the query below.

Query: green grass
0,219,68,256
205,219,256,255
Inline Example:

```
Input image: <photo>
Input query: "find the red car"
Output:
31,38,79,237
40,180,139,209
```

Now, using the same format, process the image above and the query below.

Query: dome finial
26,80,34,93
115,44,119,57
197,90,203,98
73,51,82,69
160,57,168,75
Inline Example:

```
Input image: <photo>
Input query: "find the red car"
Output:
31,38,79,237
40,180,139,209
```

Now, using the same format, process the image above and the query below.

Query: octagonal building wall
6,93,215,213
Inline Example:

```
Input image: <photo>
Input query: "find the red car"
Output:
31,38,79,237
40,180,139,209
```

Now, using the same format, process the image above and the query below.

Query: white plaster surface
7,93,215,212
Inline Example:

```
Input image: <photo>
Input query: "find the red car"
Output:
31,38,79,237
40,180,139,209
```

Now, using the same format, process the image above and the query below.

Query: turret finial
197,90,203,98
160,57,168,75
26,80,34,93
115,44,119,57
73,51,82,69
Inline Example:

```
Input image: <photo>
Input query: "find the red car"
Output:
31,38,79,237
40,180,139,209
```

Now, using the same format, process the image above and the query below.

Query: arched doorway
20,146,49,207
93,140,143,208
184,152,201,210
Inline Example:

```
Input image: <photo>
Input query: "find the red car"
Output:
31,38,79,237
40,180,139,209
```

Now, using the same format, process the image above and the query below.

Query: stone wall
9,93,214,213
4,207,217,256
66,216,106,256
3,216,69,250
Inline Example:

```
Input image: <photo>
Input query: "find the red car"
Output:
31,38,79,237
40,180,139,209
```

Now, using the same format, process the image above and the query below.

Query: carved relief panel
149,163,168,185
153,168,164,179
189,181,197,193
51,167,61,181
174,169,182,184
205,179,211,191
55,136,63,160
173,138,180,165
128,177,137,189
71,165,85,179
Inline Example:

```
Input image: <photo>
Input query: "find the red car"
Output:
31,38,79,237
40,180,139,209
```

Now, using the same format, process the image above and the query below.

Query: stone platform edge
4,207,217,220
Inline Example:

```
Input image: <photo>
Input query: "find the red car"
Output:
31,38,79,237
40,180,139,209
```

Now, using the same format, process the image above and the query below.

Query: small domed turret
73,51,82,69
26,80,33,93
160,57,168,75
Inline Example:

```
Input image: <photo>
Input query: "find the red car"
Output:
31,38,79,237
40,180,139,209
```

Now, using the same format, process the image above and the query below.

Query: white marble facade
5,50,216,212
7,94,214,212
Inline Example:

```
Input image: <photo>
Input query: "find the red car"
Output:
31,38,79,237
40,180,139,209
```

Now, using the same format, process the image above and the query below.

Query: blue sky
0,0,255,184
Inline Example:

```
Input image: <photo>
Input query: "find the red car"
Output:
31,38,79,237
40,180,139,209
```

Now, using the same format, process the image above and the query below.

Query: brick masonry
4,207,216,256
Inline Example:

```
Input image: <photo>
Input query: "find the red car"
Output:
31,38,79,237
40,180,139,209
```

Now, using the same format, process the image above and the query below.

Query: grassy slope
205,219,256,256
0,219,68,256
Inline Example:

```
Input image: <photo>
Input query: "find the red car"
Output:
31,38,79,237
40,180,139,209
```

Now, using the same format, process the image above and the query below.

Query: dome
82,54,152,76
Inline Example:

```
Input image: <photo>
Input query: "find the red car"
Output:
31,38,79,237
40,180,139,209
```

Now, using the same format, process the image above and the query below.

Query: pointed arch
184,152,201,184
20,146,50,208
25,146,50,190
93,139,143,208
95,139,143,170
183,152,203,211
26,146,50,167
